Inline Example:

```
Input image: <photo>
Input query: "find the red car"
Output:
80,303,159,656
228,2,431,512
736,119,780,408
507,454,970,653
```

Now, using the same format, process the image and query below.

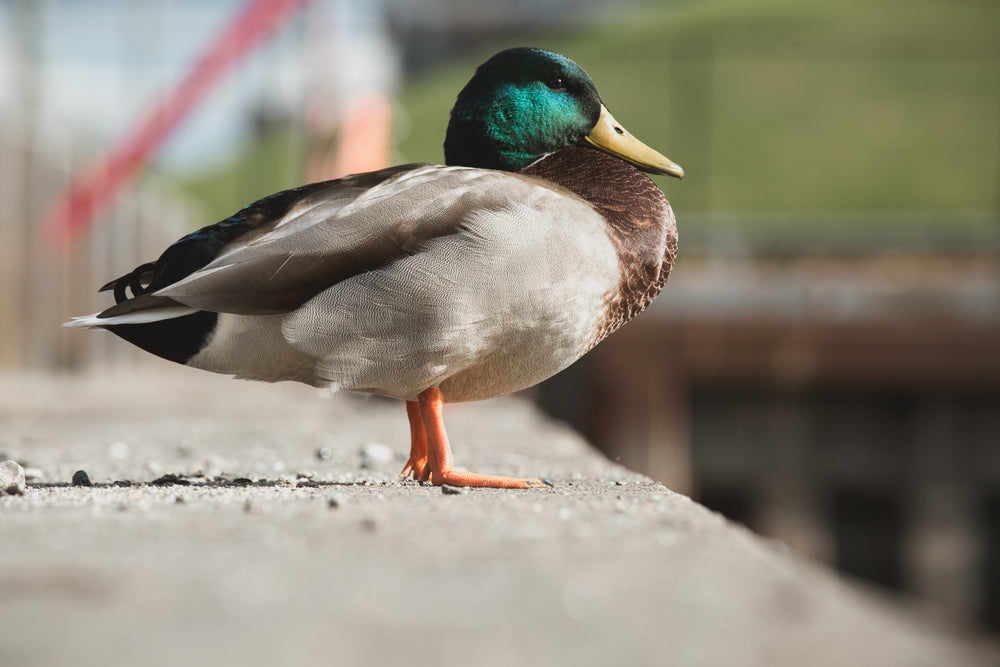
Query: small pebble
0,460,26,496
327,495,343,509
232,477,254,486
152,473,191,486
276,475,298,488
441,484,466,495
72,470,93,487
316,447,333,461
360,443,394,469
296,470,317,480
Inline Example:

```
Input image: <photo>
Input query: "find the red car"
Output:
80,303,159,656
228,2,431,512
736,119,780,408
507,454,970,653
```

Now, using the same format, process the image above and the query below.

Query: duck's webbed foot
401,389,550,489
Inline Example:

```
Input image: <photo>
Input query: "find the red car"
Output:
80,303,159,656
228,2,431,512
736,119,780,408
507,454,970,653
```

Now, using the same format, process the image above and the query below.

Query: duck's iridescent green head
445,48,600,172
445,48,683,179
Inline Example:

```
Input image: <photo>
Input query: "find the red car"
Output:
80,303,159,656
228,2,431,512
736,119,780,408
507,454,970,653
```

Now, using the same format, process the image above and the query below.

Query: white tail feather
63,307,198,329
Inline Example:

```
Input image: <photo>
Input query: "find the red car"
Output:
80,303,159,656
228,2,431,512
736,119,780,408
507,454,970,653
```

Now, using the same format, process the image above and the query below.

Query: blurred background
1,0,997,633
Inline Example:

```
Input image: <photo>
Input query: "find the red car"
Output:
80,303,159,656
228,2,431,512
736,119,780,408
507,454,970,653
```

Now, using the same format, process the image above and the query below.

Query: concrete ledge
0,371,994,667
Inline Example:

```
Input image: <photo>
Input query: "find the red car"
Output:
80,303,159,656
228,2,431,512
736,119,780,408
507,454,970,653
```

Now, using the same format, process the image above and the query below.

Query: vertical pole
8,0,44,369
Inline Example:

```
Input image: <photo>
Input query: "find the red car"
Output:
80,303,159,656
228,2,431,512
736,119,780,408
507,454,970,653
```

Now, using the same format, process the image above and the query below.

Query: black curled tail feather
92,268,218,364
99,262,157,304
95,260,219,365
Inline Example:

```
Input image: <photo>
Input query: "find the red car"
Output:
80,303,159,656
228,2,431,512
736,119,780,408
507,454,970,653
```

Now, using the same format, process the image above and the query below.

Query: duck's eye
545,76,566,91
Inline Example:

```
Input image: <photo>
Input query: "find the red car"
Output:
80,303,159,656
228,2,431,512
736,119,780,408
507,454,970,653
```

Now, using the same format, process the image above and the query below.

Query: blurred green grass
176,122,306,225
179,0,1000,247
396,0,999,218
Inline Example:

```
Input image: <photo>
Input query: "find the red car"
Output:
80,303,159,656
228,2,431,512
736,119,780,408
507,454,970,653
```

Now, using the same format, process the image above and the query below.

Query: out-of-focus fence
0,120,201,373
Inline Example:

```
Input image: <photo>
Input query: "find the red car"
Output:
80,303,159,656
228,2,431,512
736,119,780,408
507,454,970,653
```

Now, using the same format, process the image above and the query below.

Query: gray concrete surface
0,370,995,667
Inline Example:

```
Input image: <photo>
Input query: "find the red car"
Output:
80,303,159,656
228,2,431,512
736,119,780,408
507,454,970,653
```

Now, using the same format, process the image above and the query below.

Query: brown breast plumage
519,146,678,349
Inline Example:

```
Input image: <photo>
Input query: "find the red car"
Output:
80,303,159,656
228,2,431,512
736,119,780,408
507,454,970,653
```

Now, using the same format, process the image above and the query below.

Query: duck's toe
400,456,430,482
430,470,551,489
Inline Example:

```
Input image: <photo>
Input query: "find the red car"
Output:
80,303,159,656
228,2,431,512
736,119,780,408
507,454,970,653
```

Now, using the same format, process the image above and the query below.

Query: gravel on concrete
0,369,995,667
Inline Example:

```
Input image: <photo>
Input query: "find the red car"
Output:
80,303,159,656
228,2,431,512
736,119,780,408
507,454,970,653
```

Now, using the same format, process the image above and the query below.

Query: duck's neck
444,131,530,172
520,147,671,240
444,101,594,172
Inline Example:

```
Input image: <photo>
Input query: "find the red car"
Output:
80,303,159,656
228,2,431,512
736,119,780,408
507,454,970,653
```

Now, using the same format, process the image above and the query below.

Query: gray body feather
149,165,619,401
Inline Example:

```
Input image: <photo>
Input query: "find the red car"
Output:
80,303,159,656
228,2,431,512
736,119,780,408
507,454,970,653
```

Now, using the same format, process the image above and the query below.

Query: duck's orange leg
416,388,549,489
400,400,430,481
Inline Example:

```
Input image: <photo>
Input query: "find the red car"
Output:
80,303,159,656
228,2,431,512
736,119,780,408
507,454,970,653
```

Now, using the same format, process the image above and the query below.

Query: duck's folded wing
149,165,549,316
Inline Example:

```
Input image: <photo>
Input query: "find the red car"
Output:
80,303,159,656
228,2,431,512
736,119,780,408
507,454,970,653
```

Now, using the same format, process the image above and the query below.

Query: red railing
44,0,312,252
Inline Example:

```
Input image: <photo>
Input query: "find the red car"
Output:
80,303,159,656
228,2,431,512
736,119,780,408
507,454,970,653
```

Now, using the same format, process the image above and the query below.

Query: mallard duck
67,47,683,489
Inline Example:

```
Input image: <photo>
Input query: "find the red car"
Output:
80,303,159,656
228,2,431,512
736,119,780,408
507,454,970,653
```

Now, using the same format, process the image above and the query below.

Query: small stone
360,443,394,469
441,484,466,495
108,441,130,460
276,475,298,487
174,496,185,504
152,473,191,486
232,477,254,486
296,470,317,480
316,447,333,461
113,480,134,488
1,460,26,495
327,495,343,509
72,470,93,487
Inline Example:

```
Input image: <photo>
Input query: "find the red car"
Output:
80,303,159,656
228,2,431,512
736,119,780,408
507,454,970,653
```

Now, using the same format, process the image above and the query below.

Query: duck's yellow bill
583,106,684,179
